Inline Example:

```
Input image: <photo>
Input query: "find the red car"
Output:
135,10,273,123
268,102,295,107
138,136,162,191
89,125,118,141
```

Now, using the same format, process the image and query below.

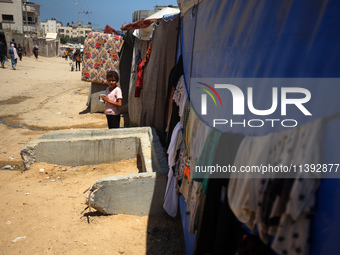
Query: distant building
0,0,41,35
132,10,155,23
41,18,62,35
132,5,178,22
154,5,177,12
58,22,93,38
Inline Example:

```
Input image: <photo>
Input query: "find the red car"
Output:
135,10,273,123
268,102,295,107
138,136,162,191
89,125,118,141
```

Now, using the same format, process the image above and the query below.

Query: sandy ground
0,56,185,255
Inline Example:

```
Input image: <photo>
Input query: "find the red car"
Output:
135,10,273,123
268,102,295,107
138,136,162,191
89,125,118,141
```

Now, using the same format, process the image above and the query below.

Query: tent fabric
177,0,204,15
141,7,180,20
120,19,156,31
132,7,180,41
118,30,135,126
178,0,340,254
163,13,180,21
127,38,149,126
181,0,340,135
141,15,180,145
82,32,123,84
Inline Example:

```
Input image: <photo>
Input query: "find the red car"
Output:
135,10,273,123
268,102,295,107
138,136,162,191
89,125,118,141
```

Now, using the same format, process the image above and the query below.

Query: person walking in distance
100,71,123,128
0,39,6,68
11,39,17,49
33,45,39,59
17,44,23,61
8,44,18,70
74,49,82,71
64,49,69,61
69,49,75,71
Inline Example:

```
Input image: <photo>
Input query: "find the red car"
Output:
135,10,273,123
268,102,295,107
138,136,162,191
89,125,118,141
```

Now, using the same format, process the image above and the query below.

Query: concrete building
132,5,178,22
41,18,62,35
22,0,40,35
58,22,92,38
0,0,40,35
0,0,25,33
132,10,155,23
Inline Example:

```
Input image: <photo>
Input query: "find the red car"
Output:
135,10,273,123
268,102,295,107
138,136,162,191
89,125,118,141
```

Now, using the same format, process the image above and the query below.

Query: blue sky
33,0,178,30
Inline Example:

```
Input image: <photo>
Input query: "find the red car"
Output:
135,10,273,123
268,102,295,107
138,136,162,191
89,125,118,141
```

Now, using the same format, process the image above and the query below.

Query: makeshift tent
162,0,340,254
118,30,135,127
125,8,180,136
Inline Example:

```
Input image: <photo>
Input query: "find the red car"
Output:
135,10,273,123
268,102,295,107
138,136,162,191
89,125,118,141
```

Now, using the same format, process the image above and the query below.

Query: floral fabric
103,24,118,35
82,32,123,84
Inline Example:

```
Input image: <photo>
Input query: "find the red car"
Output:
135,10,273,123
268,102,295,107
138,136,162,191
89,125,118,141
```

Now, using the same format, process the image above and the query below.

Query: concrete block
90,91,106,113
85,172,167,216
20,127,169,216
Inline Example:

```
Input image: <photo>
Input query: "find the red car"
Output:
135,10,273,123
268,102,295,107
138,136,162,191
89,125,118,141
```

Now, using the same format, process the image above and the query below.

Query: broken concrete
85,172,167,216
20,127,169,216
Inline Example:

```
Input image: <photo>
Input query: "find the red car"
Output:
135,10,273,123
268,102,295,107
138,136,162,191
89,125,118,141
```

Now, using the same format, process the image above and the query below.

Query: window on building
2,14,14,22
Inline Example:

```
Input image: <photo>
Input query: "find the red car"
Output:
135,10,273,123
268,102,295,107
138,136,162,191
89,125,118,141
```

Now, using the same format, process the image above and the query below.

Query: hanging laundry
135,43,151,97
228,119,323,255
270,119,323,255
165,56,184,147
190,129,222,197
228,133,274,243
164,122,182,217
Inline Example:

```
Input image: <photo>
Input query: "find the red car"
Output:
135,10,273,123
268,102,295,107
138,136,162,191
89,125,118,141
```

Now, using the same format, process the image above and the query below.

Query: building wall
22,1,41,34
41,19,58,34
3,30,24,56
58,24,92,38
0,0,24,33
0,0,41,34
26,37,59,57
132,10,155,22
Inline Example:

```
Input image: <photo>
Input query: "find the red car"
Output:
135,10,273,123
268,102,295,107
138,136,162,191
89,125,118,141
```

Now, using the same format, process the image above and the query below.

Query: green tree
60,37,69,44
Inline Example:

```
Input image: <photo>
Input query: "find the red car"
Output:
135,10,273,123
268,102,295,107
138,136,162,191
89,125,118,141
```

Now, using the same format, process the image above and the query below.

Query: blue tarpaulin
178,0,340,254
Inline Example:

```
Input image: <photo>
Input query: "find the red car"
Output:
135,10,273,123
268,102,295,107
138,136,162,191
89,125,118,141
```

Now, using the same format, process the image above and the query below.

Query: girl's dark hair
106,70,119,82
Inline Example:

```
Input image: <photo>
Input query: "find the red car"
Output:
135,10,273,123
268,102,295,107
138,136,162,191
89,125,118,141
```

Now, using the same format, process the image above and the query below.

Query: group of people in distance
0,38,38,70
1,38,121,129
64,48,82,72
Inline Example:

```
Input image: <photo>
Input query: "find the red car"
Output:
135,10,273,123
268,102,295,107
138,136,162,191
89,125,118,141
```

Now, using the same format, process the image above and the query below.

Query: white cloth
163,168,178,217
228,133,274,230
167,122,182,168
163,122,182,217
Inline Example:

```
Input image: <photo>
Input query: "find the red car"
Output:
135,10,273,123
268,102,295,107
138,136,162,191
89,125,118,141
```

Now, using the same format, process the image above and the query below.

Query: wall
25,37,59,57
3,30,24,56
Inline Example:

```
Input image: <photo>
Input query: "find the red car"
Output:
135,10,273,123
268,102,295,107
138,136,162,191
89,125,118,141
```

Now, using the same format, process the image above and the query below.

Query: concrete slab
85,172,167,216
20,127,169,216
90,91,106,113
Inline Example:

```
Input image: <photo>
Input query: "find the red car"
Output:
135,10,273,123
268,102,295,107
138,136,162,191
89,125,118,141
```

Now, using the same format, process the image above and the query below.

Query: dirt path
0,56,185,255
